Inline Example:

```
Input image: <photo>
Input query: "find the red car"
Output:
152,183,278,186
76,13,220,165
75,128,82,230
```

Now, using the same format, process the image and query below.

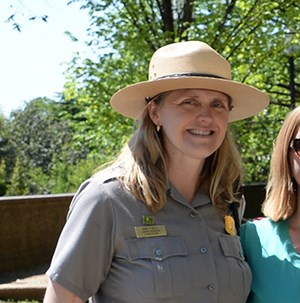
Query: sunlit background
0,0,91,117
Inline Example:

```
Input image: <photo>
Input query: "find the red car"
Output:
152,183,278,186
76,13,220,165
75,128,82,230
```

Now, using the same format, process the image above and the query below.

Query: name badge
135,225,167,238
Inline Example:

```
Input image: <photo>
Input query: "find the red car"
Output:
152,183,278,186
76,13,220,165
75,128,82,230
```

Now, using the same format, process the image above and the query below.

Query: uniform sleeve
46,178,116,301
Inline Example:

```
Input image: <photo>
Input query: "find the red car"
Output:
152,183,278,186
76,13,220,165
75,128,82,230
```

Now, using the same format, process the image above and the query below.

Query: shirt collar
167,181,211,207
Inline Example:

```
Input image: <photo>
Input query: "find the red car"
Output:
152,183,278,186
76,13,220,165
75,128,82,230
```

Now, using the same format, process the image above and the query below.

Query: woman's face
149,89,230,164
290,127,300,186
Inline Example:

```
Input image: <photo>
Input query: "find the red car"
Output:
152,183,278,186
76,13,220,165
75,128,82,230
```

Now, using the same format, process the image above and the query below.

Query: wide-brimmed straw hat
110,41,269,122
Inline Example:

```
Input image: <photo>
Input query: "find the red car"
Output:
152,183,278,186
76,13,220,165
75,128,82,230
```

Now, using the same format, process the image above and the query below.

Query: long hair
262,107,300,221
205,131,243,211
109,98,243,213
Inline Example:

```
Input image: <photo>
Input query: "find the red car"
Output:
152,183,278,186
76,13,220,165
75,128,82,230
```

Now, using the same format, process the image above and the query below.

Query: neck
290,188,300,228
290,210,300,229
168,159,204,203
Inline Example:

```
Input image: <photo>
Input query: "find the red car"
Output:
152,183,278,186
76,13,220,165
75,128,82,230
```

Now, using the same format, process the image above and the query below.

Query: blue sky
0,0,92,117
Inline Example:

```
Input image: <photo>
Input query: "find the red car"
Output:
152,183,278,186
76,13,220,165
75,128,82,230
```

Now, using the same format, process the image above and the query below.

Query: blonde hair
262,107,300,221
109,97,243,213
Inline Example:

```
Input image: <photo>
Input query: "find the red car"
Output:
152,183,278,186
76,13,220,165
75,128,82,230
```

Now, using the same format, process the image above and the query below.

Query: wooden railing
0,194,73,277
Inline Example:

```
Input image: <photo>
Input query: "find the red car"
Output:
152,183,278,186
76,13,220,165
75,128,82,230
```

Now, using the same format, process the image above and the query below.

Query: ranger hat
110,41,269,122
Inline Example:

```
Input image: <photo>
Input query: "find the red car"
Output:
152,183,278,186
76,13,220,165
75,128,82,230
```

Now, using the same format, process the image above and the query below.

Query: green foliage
2,98,93,195
1,0,300,195
6,157,31,196
64,0,299,184
62,52,137,156
5,1,48,32
0,160,7,195
231,105,290,183
0,114,14,189
50,153,109,193
12,98,88,165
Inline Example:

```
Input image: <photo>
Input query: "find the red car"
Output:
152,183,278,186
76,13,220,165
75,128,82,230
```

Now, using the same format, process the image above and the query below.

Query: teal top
240,218,300,303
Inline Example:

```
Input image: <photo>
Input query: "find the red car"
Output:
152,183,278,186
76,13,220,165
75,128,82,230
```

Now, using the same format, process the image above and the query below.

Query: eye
181,99,198,106
212,100,227,109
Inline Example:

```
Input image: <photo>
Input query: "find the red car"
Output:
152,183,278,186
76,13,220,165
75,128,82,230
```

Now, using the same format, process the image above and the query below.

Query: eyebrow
178,94,229,103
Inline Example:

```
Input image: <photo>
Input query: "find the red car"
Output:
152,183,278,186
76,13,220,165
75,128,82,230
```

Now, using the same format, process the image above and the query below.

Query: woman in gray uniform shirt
44,41,269,303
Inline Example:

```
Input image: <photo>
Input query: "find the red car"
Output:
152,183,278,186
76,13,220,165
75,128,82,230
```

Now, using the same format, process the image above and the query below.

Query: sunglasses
290,138,300,157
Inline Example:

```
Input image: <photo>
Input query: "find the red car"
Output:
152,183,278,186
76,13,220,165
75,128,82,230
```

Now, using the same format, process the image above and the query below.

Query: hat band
145,72,228,103
156,72,227,80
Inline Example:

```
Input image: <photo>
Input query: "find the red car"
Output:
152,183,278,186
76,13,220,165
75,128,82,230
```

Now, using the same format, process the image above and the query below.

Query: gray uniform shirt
46,169,251,303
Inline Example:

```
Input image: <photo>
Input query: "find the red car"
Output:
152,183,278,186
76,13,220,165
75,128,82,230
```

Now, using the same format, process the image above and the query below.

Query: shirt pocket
219,234,252,296
126,236,190,299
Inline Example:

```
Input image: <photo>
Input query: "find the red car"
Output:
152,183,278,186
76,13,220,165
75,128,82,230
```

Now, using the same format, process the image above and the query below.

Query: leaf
6,14,15,22
41,15,48,22
13,23,21,32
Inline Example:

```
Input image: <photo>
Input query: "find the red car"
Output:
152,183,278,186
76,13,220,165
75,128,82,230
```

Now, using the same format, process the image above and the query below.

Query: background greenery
0,0,299,196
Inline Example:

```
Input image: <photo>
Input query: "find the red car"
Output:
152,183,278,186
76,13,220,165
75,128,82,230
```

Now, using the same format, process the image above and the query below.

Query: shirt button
200,246,207,254
155,248,163,257
190,212,197,218
207,284,215,292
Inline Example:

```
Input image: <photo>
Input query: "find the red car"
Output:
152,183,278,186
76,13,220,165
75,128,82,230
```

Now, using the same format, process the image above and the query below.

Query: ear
148,101,160,125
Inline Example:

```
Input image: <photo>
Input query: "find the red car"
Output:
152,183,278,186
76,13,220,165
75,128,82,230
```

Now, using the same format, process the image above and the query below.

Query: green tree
4,0,49,31
0,160,6,195
64,0,300,183
6,157,30,195
0,114,14,194
0,114,9,164
4,1,299,195
50,152,105,194
5,97,90,194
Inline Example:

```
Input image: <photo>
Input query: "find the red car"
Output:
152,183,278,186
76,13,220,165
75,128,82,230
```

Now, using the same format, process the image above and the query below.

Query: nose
196,105,213,120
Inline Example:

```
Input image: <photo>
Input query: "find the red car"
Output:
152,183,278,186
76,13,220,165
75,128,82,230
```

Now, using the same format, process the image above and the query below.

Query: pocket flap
126,236,187,261
219,235,245,261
